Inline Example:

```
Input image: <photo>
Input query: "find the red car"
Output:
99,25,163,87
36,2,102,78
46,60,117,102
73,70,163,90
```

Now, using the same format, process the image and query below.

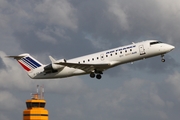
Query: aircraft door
139,45,146,55
100,54,104,61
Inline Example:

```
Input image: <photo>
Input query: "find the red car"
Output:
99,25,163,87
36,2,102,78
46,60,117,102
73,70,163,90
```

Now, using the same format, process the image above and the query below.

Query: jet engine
44,59,66,73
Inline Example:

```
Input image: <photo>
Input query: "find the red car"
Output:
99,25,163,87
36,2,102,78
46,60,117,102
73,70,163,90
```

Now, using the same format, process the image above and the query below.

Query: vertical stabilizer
7,53,43,73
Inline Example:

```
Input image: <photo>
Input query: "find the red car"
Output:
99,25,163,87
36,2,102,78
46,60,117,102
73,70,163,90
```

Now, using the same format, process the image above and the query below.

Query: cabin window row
78,49,133,63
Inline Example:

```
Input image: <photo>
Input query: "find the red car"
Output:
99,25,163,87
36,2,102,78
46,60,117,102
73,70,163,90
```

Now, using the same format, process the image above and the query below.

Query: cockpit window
150,41,162,45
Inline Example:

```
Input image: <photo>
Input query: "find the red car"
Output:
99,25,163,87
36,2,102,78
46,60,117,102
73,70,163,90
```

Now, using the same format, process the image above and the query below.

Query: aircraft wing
55,62,110,72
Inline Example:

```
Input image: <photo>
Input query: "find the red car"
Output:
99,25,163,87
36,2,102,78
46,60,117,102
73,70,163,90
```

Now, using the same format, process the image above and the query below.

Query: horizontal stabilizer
6,55,25,59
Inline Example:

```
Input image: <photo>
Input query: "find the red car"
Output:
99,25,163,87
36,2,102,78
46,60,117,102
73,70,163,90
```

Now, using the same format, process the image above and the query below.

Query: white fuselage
29,40,174,79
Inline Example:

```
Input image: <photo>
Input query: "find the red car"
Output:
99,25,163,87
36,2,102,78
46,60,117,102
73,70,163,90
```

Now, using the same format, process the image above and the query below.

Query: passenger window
92,58,94,61
97,57,99,59
110,54,112,56
88,59,90,62
120,51,122,54
83,60,85,63
125,50,127,52
106,55,108,57
115,53,117,55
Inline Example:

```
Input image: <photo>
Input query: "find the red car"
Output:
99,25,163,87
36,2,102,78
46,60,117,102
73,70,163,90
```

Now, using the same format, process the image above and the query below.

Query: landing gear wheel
161,59,165,62
96,74,102,80
90,72,95,78
161,55,165,62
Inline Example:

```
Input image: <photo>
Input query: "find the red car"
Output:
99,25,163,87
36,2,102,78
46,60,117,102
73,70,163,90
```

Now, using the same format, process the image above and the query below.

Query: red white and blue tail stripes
18,56,42,72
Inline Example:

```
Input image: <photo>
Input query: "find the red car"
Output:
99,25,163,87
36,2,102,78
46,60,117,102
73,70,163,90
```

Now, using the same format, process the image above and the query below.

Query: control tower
23,85,48,120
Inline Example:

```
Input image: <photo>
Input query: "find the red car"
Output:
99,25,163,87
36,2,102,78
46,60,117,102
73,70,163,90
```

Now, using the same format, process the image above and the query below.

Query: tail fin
7,53,43,72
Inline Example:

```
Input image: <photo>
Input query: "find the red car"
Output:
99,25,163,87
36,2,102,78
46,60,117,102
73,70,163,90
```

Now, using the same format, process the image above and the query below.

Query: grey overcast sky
0,0,180,120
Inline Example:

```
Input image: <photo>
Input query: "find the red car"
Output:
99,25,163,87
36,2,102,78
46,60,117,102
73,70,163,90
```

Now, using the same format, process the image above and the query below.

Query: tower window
32,103,39,107
26,102,32,109
40,103,45,108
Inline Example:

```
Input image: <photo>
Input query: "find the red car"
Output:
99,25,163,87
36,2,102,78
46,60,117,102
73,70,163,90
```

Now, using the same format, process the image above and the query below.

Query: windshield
150,41,162,45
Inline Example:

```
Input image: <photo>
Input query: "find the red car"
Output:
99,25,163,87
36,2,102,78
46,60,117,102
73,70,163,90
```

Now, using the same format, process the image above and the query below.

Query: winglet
6,54,28,60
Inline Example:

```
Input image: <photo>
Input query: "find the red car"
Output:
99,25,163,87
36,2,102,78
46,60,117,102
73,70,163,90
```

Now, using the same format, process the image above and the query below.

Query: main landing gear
161,54,165,62
90,71,102,80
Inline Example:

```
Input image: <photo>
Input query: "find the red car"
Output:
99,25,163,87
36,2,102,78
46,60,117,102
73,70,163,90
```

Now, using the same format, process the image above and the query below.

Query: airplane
7,40,175,80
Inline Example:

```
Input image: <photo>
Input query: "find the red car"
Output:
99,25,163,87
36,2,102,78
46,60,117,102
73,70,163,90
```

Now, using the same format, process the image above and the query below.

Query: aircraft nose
168,45,175,51
167,45,175,51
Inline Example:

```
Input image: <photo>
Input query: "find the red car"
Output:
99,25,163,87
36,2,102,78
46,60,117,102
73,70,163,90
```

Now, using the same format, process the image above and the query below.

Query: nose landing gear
161,55,165,62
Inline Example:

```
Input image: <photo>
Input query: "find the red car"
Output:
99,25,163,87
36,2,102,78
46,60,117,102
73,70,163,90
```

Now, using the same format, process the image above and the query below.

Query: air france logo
106,45,136,54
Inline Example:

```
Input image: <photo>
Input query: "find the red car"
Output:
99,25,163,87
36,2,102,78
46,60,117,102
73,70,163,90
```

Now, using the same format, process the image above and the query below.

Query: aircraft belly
33,67,80,79
55,67,82,78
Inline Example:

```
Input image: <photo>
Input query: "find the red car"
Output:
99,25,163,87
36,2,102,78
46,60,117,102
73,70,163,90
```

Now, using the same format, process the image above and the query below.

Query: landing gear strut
161,55,165,62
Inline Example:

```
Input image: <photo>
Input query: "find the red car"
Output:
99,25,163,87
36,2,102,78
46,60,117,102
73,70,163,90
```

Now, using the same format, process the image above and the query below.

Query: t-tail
7,53,44,78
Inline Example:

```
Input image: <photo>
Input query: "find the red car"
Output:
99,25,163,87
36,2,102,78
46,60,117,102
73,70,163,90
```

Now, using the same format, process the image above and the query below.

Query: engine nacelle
44,59,66,73
56,59,66,63
51,63,64,70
